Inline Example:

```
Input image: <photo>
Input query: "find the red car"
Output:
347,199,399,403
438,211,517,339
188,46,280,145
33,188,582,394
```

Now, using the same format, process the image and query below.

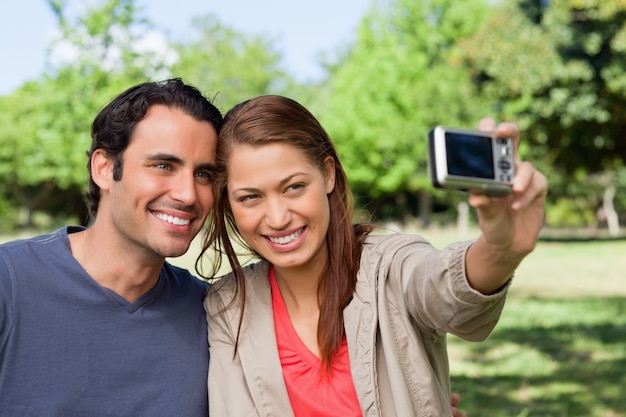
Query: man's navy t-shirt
0,227,209,416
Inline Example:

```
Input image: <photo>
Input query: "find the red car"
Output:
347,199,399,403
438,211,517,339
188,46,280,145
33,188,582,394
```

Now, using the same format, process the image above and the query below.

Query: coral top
269,266,362,417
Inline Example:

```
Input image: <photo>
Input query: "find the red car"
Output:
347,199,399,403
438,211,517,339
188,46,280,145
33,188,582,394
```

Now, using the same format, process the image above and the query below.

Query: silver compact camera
427,126,515,197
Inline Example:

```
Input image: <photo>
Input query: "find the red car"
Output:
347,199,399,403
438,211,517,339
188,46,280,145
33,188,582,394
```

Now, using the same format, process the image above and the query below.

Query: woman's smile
264,226,306,246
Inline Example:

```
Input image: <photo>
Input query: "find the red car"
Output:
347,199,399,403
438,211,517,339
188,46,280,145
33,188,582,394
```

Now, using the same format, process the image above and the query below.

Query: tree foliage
318,0,492,220
170,15,293,112
0,0,160,226
460,0,626,176
458,0,626,229
2,0,625,230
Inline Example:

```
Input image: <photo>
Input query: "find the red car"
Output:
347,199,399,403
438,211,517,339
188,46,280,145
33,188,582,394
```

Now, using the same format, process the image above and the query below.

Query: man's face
97,104,218,260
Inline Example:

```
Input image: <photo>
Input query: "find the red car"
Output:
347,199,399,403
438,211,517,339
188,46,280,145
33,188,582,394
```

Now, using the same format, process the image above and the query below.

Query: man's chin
160,242,193,259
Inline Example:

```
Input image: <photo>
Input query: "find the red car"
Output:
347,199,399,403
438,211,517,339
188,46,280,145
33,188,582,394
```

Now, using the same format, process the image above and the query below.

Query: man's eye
196,171,215,181
154,163,171,170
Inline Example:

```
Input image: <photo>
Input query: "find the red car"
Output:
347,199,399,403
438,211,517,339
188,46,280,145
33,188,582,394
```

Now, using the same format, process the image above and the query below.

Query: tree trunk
603,184,619,236
457,201,470,236
418,190,432,228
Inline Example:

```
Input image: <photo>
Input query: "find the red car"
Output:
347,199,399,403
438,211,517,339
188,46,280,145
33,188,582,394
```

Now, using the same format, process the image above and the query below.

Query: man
0,78,222,416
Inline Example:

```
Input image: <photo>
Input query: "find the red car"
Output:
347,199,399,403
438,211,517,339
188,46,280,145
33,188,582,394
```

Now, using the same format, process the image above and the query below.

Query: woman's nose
264,197,291,229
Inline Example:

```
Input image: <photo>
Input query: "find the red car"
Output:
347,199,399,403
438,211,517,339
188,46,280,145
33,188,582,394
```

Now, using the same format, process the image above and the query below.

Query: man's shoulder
0,228,67,256
162,262,210,291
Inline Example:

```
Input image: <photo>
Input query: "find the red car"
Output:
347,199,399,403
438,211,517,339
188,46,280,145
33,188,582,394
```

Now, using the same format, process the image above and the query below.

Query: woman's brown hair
199,95,372,371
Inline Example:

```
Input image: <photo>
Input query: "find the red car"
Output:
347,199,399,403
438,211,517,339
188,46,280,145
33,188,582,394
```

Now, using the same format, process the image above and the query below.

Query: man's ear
90,149,114,191
323,156,336,194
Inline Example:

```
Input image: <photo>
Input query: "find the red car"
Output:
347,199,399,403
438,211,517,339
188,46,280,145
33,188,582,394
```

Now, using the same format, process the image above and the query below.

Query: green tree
318,0,492,224
0,0,164,228
169,15,296,112
460,0,626,230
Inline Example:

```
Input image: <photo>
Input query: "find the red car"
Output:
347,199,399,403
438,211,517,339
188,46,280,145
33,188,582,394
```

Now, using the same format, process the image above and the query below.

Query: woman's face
226,142,335,274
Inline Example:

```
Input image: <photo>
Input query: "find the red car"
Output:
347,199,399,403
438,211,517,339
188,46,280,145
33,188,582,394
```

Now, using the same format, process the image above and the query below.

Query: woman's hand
465,118,548,294
451,392,467,417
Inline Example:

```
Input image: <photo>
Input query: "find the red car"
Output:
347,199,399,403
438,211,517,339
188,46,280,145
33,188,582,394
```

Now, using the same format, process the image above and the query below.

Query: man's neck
69,227,165,302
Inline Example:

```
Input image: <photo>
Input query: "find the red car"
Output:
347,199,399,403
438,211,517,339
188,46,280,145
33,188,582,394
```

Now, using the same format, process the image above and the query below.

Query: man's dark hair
85,78,223,218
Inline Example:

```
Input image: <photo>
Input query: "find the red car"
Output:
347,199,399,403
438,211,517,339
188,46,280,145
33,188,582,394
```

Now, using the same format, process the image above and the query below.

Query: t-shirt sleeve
0,252,15,346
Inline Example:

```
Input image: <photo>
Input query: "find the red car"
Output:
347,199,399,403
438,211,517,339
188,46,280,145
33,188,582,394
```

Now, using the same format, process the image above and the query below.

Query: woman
202,95,547,416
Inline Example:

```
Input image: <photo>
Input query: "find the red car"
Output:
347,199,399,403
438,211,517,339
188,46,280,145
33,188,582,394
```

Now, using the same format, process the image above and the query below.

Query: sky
0,0,373,95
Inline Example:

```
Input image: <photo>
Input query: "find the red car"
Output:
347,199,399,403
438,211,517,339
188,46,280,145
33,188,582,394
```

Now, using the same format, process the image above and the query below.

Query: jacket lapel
344,247,379,416
237,261,295,417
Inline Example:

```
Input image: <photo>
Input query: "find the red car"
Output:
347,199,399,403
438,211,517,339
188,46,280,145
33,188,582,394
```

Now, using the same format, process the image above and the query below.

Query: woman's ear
90,149,114,191
323,156,336,194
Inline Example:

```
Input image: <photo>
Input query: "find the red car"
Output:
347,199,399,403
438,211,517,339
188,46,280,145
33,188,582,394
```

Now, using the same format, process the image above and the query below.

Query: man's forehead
128,107,216,148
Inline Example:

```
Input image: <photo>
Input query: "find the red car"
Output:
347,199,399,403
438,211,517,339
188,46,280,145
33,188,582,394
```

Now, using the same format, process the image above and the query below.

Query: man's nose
170,172,197,206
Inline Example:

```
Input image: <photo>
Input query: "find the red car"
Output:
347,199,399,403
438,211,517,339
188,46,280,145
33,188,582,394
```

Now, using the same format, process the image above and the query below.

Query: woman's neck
273,263,322,308
272,264,323,358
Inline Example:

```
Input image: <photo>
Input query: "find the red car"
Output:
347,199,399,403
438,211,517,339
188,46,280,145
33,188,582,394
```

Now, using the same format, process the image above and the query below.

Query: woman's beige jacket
205,233,510,417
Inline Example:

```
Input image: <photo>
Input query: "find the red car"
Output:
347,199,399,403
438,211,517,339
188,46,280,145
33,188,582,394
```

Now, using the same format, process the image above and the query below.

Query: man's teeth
155,213,190,226
268,228,303,245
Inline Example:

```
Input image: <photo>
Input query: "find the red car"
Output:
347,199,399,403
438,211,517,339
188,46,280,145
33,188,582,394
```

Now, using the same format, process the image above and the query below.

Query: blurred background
2,0,625,235
1,0,625,415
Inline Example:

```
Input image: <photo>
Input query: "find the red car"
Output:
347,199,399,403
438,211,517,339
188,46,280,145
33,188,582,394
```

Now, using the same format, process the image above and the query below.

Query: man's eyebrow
146,153,217,171
146,153,183,165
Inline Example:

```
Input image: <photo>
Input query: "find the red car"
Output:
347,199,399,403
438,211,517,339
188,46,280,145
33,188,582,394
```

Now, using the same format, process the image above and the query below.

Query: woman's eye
286,183,305,192
239,194,259,202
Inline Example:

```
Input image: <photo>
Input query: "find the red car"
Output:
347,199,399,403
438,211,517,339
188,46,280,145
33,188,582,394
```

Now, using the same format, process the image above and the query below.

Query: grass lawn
419,230,626,416
449,296,625,416
446,235,626,416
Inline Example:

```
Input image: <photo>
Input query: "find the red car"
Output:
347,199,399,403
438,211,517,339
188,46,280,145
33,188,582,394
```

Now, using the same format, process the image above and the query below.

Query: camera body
427,126,515,197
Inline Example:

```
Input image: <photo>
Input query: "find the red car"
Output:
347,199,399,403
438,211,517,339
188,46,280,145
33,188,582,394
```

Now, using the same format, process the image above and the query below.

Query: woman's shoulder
208,260,269,295
358,232,441,272
205,260,270,316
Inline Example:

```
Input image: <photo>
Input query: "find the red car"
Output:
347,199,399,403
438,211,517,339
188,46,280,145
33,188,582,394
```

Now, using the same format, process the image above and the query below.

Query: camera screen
445,132,495,179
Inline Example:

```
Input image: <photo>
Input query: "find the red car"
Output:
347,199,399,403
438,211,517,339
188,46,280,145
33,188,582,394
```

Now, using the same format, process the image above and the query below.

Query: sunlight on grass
449,341,559,377
449,297,626,416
